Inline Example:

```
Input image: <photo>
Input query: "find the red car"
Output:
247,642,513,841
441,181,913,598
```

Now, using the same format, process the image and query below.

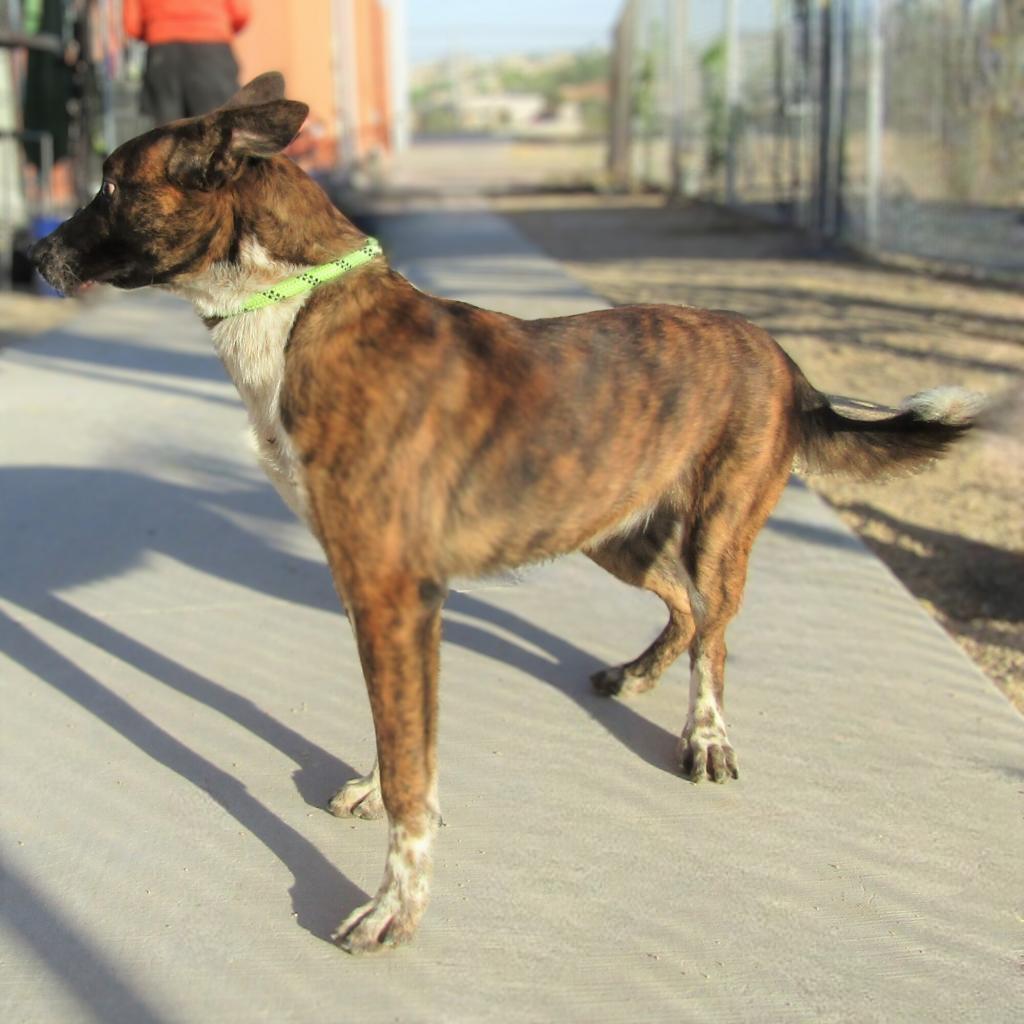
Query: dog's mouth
42,270,98,299
51,273,95,296
35,252,117,297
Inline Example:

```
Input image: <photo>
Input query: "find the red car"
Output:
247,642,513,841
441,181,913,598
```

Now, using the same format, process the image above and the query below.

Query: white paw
677,716,738,783
332,889,414,953
332,822,433,954
328,771,384,820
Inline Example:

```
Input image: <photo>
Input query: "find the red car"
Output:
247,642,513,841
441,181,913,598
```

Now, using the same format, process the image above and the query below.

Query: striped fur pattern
29,74,983,955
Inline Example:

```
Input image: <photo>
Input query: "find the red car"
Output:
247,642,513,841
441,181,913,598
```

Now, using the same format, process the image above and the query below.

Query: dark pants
142,42,240,124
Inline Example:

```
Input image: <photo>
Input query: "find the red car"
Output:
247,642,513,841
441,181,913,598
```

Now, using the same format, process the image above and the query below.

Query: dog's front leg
330,573,443,954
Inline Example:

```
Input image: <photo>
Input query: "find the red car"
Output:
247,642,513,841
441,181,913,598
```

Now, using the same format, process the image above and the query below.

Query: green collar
216,237,383,318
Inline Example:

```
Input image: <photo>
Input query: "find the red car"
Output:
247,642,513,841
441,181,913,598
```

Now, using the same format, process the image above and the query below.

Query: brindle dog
31,74,982,954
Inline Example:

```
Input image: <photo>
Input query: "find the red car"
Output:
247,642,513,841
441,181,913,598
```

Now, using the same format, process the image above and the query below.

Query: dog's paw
331,890,421,954
677,721,738,783
328,772,385,820
590,664,658,697
333,817,435,954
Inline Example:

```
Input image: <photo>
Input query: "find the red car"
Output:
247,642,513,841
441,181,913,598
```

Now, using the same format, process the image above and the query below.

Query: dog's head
30,73,310,295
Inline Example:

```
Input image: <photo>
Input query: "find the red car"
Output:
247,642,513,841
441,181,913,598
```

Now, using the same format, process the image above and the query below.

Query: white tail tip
901,387,986,426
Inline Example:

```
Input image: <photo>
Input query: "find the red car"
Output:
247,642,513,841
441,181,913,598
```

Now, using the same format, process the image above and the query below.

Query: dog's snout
26,228,80,295
27,234,52,268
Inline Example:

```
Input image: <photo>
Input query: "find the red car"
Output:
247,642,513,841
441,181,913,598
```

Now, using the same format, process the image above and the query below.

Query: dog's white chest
211,304,293,423
210,301,311,523
174,239,317,525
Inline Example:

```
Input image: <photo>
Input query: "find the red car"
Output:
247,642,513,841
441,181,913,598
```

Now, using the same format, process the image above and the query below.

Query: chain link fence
609,0,1023,279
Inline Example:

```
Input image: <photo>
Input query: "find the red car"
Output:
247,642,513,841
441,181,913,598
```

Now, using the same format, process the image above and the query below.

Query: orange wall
234,0,336,130
232,0,392,166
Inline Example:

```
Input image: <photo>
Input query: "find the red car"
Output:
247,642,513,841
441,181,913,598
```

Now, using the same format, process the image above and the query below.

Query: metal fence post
609,3,636,190
865,0,884,252
390,0,410,153
772,0,786,210
668,0,688,195
724,0,739,204
814,0,834,242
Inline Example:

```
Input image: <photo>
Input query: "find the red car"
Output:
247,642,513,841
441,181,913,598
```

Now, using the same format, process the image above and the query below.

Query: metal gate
609,0,1023,279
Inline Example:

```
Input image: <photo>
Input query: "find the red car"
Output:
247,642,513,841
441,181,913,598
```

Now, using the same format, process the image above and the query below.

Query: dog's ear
221,72,286,110
221,99,309,158
166,99,308,190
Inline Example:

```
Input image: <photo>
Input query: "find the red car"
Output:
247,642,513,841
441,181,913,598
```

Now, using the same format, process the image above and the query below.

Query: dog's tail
793,374,984,480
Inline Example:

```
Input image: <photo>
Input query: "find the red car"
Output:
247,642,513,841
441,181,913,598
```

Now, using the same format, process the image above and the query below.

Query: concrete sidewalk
1,206,1021,1023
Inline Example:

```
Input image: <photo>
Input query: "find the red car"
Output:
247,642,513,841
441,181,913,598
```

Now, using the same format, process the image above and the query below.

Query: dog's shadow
0,464,677,940
443,593,680,772
1,465,364,940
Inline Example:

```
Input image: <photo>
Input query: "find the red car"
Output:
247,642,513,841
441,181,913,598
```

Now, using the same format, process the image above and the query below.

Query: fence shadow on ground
836,501,1024,652
0,849,174,1024
495,198,1023,337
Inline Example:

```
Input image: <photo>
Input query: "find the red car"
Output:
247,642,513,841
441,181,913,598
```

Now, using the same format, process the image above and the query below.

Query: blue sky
406,0,624,66
403,1,753,67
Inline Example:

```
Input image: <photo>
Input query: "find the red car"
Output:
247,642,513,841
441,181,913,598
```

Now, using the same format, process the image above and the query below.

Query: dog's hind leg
676,465,789,783
586,514,695,697
328,759,384,820
326,570,444,953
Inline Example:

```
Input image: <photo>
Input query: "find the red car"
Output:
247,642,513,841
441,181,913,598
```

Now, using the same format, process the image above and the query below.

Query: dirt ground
494,193,1024,712
0,290,79,345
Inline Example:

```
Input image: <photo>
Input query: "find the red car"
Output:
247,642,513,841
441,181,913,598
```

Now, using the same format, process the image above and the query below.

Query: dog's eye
99,179,116,199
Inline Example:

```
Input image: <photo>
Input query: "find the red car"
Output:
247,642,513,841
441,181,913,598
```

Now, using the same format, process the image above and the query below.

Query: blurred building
457,93,545,132
234,0,399,170
412,50,610,138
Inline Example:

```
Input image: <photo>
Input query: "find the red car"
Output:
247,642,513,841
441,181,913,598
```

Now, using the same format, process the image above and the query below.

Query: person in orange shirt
123,0,251,124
